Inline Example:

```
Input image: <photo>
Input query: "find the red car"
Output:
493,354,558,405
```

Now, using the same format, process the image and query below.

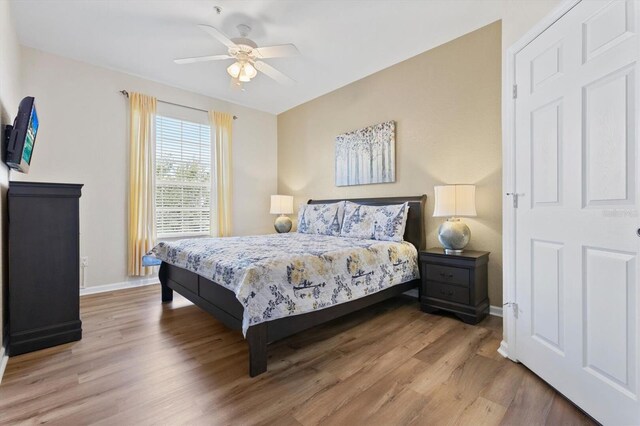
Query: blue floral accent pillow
341,201,409,242
297,202,345,236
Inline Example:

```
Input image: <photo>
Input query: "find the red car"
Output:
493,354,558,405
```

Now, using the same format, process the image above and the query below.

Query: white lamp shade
227,62,241,79
270,195,294,215
433,185,477,217
242,62,257,79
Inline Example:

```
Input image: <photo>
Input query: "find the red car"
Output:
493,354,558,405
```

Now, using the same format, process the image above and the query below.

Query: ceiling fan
174,24,299,90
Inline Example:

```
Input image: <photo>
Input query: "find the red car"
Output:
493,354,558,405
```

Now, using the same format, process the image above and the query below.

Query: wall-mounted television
4,96,39,173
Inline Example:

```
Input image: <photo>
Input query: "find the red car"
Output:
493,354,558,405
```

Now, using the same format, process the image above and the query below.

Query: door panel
531,100,562,206
583,64,635,206
531,42,563,91
514,1,640,423
583,247,636,395
531,240,564,354
583,0,635,62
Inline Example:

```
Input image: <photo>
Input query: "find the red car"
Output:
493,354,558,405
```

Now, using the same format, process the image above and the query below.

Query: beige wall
15,47,277,289
277,0,565,307
0,0,22,351
278,22,503,304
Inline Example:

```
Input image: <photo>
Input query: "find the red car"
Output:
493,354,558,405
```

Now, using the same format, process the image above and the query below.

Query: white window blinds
155,115,211,238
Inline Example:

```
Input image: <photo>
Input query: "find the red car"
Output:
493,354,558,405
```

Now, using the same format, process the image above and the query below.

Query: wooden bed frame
159,195,427,376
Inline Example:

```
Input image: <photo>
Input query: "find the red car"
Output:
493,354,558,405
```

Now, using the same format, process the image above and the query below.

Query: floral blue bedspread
147,233,419,336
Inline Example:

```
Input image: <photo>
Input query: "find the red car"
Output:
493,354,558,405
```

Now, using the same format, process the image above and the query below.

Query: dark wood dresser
8,181,83,355
419,248,490,324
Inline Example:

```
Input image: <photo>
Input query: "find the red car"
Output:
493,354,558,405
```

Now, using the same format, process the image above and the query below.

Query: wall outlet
81,256,89,267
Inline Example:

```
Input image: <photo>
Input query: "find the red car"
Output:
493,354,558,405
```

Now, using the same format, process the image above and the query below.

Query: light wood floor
0,285,595,425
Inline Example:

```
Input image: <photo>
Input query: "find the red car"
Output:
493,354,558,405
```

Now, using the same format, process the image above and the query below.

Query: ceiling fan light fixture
227,62,241,79
239,62,257,82
229,61,256,82
243,62,257,79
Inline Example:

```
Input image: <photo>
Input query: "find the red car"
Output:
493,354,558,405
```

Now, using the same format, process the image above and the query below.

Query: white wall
0,0,22,349
501,0,563,49
15,47,277,289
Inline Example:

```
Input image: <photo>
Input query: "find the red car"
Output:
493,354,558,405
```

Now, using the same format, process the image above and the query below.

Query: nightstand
419,248,490,324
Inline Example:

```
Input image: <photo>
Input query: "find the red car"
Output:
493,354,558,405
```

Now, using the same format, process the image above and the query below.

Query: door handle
506,192,524,208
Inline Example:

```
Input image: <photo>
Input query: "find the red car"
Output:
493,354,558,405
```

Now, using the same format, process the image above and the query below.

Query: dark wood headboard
308,195,427,250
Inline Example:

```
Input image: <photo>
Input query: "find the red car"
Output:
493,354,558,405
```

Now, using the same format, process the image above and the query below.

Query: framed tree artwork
335,120,395,187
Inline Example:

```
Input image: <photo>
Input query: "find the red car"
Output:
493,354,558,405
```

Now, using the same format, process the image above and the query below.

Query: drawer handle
440,289,454,296
439,272,454,279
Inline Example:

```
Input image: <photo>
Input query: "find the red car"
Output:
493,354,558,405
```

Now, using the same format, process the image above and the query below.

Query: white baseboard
0,335,8,385
489,305,503,317
80,282,505,312
497,340,509,358
80,277,159,296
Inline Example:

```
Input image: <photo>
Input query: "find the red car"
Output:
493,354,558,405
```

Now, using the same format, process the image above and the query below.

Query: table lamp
270,195,294,233
433,184,477,254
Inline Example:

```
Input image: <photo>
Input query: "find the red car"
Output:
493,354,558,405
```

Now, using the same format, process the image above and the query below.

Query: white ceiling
12,0,503,114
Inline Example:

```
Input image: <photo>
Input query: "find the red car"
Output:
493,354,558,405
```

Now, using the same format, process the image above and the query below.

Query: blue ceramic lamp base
437,218,471,254
274,215,292,233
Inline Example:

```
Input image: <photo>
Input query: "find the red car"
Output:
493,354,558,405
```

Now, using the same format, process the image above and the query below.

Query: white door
514,1,640,423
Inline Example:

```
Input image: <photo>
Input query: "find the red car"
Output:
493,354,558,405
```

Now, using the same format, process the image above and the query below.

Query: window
155,115,211,238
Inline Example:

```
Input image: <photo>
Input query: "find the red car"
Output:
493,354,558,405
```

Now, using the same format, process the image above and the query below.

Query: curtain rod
119,90,237,120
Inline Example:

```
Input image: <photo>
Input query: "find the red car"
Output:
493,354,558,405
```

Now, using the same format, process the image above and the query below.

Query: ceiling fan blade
174,54,233,64
254,61,295,85
254,44,300,58
198,24,237,49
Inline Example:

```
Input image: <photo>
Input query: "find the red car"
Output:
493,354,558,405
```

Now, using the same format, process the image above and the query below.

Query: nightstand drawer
425,264,469,287
425,281,469,304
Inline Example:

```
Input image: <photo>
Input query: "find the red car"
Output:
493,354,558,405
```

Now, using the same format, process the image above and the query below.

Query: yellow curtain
128,92,157,276
210,111,233,237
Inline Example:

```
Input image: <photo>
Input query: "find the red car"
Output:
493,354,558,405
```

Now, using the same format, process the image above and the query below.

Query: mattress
147,233,419,335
